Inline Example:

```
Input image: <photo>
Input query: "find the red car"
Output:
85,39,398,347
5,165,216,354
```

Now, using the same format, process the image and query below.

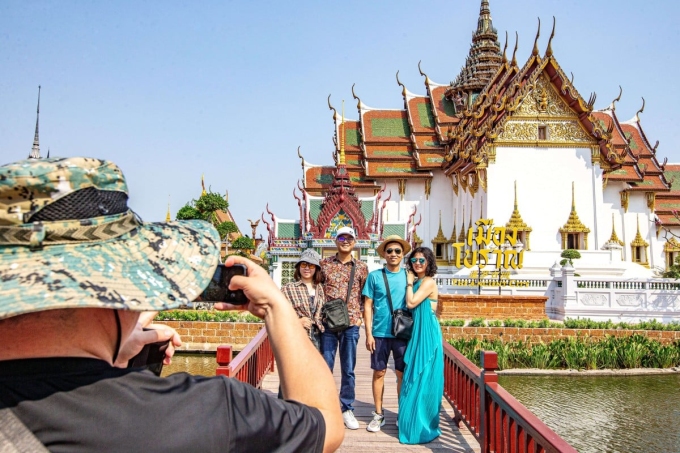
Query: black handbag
382,269,413,341
322,262,356,332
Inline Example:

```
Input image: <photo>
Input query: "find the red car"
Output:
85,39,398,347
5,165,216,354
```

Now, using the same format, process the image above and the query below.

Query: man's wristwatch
406,283,413,287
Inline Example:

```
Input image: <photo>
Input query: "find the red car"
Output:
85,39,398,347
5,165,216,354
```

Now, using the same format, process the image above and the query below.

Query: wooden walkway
261,328,480,452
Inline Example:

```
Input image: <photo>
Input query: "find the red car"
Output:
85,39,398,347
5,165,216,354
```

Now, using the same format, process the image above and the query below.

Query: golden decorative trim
516,74,576,117
591,145,600,165
664,237,680,253
505,181,533,251
450,174,459,196
398,179,406,200
620,191,629,213
630,216,649,248
646,192,656,212
413,230,423,248
487,145,496,164
469,172,479,197
460,173,468,193
478,168,487,192
425,179,432,200
497,120,594,143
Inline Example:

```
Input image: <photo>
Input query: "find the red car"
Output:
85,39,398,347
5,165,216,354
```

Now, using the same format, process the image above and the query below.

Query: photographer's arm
215,256,343,453
113,311,182,368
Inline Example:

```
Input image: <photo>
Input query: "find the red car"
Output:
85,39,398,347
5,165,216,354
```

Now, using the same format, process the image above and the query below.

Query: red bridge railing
215,327,274,388
443,342,577,453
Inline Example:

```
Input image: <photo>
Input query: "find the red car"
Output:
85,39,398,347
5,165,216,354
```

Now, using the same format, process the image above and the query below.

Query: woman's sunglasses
298,262,316,269
410,258,426,264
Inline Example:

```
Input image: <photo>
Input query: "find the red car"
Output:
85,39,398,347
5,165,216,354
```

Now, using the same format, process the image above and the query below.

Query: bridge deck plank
261,327,480,452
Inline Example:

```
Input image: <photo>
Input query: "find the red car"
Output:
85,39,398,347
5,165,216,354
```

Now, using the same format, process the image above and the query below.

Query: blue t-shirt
362,267,407,338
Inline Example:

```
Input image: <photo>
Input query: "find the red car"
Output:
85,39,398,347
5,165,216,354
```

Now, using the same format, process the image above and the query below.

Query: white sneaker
342,410,359,430
366,411,385,432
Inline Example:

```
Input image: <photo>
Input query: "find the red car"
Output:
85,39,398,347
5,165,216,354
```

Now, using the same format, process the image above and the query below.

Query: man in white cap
362,235,411,432
320,226,368,430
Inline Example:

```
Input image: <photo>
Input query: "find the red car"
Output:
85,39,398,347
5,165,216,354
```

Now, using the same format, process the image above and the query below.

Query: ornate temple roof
449,0,503,98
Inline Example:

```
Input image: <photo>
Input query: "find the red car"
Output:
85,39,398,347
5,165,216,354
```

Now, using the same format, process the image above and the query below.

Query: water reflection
162,353,217,377
498,374,680,453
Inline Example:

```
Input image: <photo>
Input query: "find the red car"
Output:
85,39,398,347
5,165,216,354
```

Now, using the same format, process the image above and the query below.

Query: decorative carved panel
616,294,643,307
579,293,608,306
498,120,594,143
515,75,575,118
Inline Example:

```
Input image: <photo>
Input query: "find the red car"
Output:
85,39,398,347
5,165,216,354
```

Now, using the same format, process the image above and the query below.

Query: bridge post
216,345,233,377
479,351,498,453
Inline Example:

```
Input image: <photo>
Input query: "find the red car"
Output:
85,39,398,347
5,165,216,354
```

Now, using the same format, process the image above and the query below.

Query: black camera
127,329,170,376
197,263,249,305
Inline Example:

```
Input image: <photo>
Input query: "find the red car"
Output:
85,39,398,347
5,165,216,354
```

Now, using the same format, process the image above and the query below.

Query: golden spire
559,182,590,234
201,174,207,197
339,100,346,166
467,201,473,242
165,196,171,222
506,181,532,232
458,205,466,243
432,210,447,243
449,209,458,242
631,214,649,247
607,213,624,246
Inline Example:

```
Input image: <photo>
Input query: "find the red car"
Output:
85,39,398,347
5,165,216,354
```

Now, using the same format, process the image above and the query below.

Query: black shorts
370,337,407,372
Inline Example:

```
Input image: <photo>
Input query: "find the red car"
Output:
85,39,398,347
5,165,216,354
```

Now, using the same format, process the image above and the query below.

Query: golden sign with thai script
451,219,524,270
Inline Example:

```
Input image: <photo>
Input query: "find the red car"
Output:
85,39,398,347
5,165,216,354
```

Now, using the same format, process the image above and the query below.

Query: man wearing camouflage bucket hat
0,157,343,452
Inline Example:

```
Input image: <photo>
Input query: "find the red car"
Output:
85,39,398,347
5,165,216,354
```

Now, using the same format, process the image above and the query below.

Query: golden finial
450,209,458,242
545,16,555,57
611,85,623,111
166,195,171,222
458,205,466,243
201,174,207,196
433,210,447,243
532,18,541,56
339,100,346,166
571,181,575,211
511,32,519,66
502,31,508,63
608,213,624,246
297,146,305,169
514,180,518,210
635,97,645,122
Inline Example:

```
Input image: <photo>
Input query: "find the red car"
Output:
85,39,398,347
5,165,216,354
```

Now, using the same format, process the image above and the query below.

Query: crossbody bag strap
381,268,395,314
0,408,50,452
345,261,356,305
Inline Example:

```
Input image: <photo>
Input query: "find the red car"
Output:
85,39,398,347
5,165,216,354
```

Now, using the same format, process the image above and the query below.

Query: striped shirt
281,280,326,333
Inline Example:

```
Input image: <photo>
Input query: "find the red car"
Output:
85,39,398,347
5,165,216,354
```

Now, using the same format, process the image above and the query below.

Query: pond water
498,374,680,453
163,355,680,451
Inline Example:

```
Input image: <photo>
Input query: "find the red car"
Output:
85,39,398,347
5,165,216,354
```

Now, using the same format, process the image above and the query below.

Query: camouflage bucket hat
0,157,220,320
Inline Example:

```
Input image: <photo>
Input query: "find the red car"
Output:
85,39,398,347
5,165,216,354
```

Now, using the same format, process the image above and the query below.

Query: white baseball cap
335,226,356,239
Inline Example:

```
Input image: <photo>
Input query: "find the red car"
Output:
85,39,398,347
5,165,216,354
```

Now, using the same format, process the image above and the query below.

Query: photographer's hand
114,312,182,368
214,256,344,453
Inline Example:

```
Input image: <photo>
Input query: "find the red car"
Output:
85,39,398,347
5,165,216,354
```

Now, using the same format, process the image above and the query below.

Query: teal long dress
397,279,444,444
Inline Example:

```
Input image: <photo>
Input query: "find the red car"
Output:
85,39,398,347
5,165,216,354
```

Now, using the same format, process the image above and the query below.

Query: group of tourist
0,155,442,452
282,226,444,445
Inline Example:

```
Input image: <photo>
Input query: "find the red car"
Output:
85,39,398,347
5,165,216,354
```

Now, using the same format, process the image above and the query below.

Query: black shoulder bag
322,261,355,332
382,268,413,341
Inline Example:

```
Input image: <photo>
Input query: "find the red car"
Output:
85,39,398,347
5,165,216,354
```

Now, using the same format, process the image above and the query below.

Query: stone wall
156,321,263,351
436,294,548,320
440,326,680,345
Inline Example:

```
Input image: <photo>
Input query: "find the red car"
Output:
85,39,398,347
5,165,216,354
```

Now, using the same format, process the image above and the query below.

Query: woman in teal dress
398,246,444,444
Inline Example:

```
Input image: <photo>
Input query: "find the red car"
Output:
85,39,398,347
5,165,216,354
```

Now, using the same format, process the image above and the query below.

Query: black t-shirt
0,357,325,453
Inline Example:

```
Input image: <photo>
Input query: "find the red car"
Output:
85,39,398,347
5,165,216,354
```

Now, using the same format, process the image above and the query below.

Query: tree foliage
176,205,205,221
663,255,680,279
216,221,238,240
232,236,254,250
560,249,581,266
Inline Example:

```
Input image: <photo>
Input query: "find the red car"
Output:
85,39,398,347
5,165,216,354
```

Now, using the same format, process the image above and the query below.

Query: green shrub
468,317,486,327
155,310,262,323
439,319,465,327
488,320,502,327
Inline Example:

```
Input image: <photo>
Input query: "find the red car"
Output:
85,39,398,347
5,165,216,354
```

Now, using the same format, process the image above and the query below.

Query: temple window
538,125,547,140
559,182,590,251
435,243,444,260
630,215,649,267
663,238,680,270
567,233,581,250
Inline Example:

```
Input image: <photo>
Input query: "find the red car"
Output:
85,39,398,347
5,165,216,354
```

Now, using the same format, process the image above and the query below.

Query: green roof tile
426,157,444,163
316,174,333,185
440,95,456,117
310,199,323,221
278,222,301,238
373,150,410,157
371,118,410,138
382,224,406,238
665,171,680,190
361,200,374,220
345,128,360,146
376,167,415,174
417,103,435,128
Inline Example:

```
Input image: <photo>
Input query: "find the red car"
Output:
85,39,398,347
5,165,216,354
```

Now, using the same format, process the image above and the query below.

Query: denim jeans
321,325,360,412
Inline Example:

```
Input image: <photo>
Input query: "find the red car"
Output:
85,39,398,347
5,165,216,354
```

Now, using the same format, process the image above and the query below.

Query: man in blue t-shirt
362,235,411,433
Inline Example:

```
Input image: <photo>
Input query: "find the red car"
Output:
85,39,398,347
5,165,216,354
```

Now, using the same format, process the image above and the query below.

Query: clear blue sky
2,1,679,238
